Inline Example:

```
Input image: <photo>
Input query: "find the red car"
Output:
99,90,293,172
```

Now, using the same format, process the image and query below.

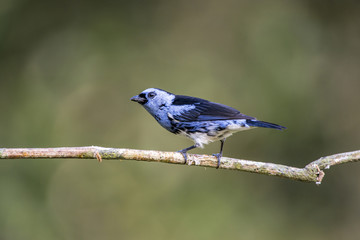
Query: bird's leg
213,138,226,168
177,145,197,164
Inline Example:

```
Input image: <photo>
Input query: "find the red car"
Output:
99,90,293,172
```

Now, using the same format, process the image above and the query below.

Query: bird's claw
177,150,188,164
212,153,222,169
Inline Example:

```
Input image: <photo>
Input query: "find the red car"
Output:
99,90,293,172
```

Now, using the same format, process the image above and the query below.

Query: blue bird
131,88,286,168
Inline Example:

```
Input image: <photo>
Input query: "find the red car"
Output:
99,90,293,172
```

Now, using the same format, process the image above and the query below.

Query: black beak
130,95,147,104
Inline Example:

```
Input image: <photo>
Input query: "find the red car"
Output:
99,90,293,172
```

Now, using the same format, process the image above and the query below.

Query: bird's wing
172,95,255,122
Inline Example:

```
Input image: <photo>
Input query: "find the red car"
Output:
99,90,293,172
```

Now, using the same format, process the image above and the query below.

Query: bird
130,88,286,168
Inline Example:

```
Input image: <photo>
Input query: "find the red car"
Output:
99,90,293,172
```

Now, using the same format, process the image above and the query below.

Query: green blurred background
1,0,360,239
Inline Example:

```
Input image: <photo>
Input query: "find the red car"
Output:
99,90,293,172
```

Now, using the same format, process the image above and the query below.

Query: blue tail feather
246,120,286,130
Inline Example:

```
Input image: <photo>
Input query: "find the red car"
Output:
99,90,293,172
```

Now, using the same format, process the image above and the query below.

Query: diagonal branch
0,147,359,184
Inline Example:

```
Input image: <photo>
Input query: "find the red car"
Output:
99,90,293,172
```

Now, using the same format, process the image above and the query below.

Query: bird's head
131,88,174,112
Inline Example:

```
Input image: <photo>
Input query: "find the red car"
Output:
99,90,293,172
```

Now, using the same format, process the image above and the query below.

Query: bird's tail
246,120,286,130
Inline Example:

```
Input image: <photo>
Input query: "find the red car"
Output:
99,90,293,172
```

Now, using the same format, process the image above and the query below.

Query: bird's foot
212,153,222,169
177,150,188,164
177,145,197,165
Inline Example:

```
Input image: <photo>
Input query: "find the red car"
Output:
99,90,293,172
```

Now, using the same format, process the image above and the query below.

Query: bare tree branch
0,147,359,184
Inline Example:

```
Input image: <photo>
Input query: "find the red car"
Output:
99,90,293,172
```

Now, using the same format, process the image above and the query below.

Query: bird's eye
148,91,156,99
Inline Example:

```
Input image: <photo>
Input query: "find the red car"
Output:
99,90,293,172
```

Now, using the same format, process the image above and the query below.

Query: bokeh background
1,0,360,239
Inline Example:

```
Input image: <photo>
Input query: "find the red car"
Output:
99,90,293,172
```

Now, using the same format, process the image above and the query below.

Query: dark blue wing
172,95,255,122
